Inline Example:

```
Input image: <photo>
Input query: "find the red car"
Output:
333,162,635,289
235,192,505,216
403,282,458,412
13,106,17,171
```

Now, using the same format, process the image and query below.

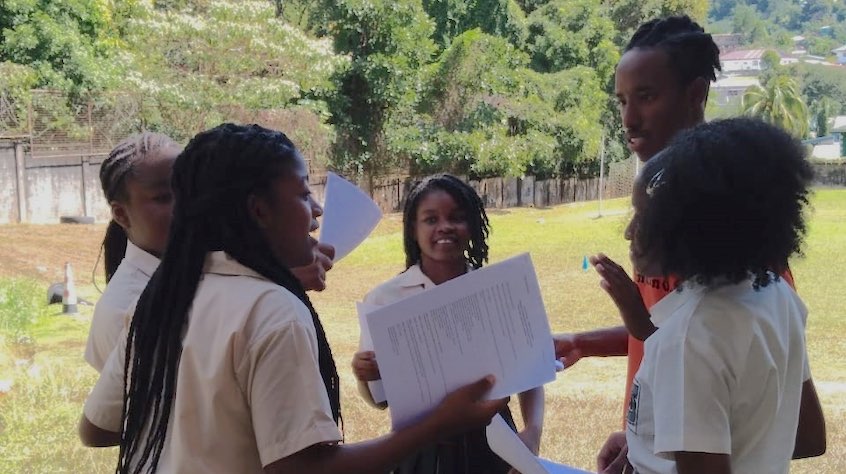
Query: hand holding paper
318,172,382,262
357,302,387,404
365,254,557,429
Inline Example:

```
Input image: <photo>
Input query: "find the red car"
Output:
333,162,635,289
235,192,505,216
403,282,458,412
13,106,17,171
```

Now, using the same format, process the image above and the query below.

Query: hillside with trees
705,0,846,147
1,0,711,183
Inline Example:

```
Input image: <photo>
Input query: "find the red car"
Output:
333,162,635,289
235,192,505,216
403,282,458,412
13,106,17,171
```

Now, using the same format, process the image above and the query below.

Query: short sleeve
650,315,738,456
83,323,130,432
243,320,341,467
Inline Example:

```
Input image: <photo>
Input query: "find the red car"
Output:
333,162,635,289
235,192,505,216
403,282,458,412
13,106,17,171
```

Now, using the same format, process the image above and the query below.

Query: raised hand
291,242,335,292
590,253,655,341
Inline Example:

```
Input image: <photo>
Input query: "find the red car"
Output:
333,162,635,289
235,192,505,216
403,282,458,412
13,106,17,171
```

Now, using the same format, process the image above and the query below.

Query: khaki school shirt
84,251,341,472
85,241,159,372
357,264,437,407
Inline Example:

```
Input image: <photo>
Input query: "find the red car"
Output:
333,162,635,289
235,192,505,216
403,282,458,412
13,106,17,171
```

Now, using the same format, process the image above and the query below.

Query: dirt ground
0,223,107,285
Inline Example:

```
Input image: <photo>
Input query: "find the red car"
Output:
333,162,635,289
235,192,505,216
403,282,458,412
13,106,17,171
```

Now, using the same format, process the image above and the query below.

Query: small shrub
0,278,45,347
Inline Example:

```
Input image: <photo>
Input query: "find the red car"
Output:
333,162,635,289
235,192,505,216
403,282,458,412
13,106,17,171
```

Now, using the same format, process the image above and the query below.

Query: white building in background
710,76,760,105
721,49,768,73
833,45,846,64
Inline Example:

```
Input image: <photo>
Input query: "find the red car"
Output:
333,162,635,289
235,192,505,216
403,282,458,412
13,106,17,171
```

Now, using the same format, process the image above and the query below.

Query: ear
247,193,272,229
110,201,131,231
687,77,709,110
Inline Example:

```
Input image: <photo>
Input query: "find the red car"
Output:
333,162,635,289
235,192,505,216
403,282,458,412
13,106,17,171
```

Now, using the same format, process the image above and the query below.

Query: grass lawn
0,189,843,473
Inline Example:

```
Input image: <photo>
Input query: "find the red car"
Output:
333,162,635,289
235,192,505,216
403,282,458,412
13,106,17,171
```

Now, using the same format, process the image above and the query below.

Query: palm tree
742,75,810,137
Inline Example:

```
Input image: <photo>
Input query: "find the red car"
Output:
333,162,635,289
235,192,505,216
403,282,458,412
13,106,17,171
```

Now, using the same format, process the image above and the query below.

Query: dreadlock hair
625,15,721,86
402,173,490,270
634,117,812,289
116,124,341,474
99,132,178,282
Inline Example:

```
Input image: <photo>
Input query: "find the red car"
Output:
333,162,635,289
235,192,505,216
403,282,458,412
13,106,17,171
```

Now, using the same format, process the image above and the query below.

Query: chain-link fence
1,90,330,173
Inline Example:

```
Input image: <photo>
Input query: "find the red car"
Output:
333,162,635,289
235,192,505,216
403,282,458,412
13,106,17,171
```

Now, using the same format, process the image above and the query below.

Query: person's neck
419,258,467,285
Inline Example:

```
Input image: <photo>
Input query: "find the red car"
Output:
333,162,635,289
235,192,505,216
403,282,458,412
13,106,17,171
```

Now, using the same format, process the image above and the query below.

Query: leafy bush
0,278,45,346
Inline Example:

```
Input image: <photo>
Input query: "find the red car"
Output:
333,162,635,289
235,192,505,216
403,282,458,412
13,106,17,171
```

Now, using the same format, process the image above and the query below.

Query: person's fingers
316,242,336,260
604,445,629,473
464,375,496,400
316,252,334,271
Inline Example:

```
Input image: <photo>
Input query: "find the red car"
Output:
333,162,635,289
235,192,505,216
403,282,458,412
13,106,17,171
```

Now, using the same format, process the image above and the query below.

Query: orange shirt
624,269,796,421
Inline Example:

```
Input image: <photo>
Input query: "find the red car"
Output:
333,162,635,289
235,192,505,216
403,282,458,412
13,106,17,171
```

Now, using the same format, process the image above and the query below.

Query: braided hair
99,132,178,282
625,15,721,86
116,124,341,474
402,174,490,270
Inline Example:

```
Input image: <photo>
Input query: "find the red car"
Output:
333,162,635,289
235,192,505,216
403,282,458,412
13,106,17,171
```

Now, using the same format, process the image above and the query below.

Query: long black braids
402,173,490,270
626,15,721,86
116,124,340,474
98,132,178,283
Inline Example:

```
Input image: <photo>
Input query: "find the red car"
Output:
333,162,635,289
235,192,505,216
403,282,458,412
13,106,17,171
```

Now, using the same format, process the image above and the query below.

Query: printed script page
365,253,556,429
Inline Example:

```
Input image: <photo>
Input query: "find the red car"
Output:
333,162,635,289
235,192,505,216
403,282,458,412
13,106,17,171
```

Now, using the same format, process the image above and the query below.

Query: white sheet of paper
356,302,387,404
486,415,591,474
318,172,382,262
366,253,556,429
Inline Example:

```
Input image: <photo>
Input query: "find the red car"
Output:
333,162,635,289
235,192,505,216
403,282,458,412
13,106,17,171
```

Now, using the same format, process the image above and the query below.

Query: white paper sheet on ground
486,415,592,474
366,253,557,430
357,302,387,404
318,172,382,262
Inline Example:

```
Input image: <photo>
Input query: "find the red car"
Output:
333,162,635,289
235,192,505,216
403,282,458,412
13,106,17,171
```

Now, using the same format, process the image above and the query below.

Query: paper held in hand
318,172,382,262
363,253,557,430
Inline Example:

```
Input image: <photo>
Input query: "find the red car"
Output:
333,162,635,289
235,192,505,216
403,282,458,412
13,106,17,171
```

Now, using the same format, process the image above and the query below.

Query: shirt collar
124,241,161,278
396,263,475,289
648,281,704,327
203,251,266,280
396,264,437,289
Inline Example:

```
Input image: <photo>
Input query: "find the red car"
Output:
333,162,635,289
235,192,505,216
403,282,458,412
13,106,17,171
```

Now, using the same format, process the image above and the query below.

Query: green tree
797,63,846,114
811,96,838,136
524,0,619,79
742,75,810,137
605,0,709,45
321,0,437,187
762,50,782,70
0,0,124,93
421,0,528,48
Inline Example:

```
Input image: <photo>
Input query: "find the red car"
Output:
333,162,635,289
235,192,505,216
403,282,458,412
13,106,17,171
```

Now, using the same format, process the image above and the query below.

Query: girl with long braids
85,132,181,372
352,173,545,473
79,124,506,473
86,132,336,373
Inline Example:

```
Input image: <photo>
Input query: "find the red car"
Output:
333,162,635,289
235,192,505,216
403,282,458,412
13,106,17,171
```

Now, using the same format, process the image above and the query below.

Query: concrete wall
8,139,765,223
0,143,20,224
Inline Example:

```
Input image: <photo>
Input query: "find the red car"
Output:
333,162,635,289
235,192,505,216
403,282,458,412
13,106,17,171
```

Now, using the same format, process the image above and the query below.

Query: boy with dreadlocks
597,118,825,473
79,125,507,473
85,132,335,373
352,173,545,473
554,14,724,410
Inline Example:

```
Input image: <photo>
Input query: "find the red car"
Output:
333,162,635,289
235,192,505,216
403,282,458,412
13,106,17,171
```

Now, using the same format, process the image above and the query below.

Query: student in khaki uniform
85,132,181,372
85,132,335,373
79,124,506,473
352,174,545,474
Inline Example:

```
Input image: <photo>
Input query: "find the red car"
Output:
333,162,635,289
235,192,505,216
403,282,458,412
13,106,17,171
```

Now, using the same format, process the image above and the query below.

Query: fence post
81,157,91,217
14,142,27,223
